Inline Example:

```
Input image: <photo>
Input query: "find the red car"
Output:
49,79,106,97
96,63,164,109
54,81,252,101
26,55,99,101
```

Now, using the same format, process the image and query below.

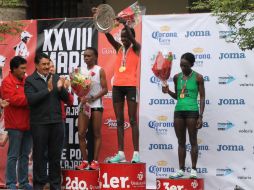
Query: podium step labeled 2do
62,169,99,190
156,178,204,190
100,163,146,190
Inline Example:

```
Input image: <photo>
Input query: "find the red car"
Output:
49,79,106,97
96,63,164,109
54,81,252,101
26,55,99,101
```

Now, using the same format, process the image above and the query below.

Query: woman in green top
162,52,205,179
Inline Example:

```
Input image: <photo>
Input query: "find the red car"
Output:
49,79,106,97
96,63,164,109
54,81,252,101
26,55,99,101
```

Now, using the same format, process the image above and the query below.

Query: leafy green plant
0,21,25,41
0,0,24,7
191,0,254,50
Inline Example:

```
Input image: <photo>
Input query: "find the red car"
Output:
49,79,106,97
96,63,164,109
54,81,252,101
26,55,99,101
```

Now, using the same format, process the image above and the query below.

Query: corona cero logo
192,47,211,67
151,25,177,45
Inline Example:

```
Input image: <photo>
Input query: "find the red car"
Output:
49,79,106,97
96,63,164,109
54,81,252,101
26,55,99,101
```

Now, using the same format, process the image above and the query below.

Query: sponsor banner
100,163,146,189
62,170,99,190
36,18,97,167
156,178,204,190
140,14,254,189
0,19,37,187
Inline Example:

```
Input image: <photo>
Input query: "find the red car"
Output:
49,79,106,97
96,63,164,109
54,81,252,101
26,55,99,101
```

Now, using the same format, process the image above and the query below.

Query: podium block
156,178,204,190
100,163,146,190
62,169,99,190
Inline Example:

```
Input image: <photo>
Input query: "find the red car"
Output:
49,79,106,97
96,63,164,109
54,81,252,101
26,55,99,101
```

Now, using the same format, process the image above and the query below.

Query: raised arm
105,32,122,52
122,23,141,55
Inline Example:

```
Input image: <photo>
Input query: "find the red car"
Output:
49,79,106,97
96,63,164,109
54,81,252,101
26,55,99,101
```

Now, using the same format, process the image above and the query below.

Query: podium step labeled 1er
62,169,99,190
156,178,204,190
100,163,146,190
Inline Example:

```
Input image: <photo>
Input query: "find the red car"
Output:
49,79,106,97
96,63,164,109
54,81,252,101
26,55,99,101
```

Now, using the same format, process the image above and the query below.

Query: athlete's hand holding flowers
69,67,92,97
70,67,92,117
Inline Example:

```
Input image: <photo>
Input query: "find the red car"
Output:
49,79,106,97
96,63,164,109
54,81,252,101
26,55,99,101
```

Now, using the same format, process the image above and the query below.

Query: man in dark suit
24,53,69,190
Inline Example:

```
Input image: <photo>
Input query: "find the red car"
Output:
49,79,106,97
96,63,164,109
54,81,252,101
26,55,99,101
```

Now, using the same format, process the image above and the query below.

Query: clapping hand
47,75,53,92
57,76,65,90
0,99,9,108
64,79,70,89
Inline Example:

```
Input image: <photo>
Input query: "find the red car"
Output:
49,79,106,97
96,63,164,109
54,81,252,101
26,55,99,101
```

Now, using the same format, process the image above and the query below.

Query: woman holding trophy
94,4,141,163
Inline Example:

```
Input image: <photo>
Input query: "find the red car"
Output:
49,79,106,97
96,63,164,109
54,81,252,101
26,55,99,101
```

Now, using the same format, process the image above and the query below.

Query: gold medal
119,66,126,72
180,93,185,99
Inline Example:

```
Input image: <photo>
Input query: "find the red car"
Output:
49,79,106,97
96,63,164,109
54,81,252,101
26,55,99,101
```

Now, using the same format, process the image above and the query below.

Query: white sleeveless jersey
80,65,103,108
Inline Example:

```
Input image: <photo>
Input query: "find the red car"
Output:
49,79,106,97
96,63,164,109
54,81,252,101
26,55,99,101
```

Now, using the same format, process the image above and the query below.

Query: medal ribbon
121,46,131,69
180,71,193,97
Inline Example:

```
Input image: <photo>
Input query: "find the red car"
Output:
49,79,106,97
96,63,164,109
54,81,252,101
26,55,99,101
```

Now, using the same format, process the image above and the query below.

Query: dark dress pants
31,123,64,190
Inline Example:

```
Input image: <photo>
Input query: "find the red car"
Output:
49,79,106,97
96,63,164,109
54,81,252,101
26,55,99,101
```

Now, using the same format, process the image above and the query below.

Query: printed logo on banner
192,48,211,67
148,143,173,151
150,53,176,62
42,27,93,74
217,121,234,131
239,74,254,87
151,25,177,45
104,118,130,130
148,98,175,106
185,30,211,38
148,116,173,135
203,75,210,82
150,76,173,87
237,167,252,180
219,52,246,60
202,121,209,128
218,75,236,84
148,160,174,177
186,167,208,174
217,144,245,152
198,99,210,106
101,47,117,55
216,167,233,176
186,138,209,158
219,29,235,41
218,98,245,105
239,121,253,134
0,54,6,67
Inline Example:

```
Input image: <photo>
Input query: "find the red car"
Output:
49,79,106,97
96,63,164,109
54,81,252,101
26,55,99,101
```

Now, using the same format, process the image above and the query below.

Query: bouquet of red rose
70,67,92,117
152,51,173,86
115,1,146,27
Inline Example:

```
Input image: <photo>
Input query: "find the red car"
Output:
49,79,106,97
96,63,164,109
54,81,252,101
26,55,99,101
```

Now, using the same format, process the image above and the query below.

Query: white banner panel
139,13,254,190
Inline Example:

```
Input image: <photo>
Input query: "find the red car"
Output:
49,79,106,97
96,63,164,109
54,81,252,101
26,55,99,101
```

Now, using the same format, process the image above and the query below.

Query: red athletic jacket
1,72,29,131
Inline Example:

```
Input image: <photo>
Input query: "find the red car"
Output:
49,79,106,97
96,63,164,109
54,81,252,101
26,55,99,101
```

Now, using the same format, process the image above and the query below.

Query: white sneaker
169,169,184,179
108,153,126,163
190,169,197,178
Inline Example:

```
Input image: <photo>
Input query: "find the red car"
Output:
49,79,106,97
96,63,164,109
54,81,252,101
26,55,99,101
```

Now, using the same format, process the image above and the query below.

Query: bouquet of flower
115,1,146,28
69,67,92,97
152,51,173,87
69,67,92,117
